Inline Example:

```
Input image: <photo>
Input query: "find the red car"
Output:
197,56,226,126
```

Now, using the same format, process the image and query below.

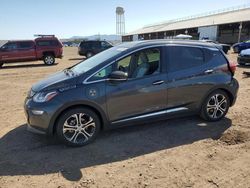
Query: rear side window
19,42,33,49
37,40,58,46
80,42,89,48
168,46,204,72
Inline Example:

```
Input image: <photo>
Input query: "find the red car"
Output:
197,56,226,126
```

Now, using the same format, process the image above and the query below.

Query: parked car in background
232,40,250,53
238,48,250,66
0,35,63,68
78,40,113,58
24,40,238,146
201,40,231,54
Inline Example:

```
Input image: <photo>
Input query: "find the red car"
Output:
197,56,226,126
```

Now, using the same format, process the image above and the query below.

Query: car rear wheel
56,108,101,146
86,52,93,58
200,90,230,121
43,54,55,65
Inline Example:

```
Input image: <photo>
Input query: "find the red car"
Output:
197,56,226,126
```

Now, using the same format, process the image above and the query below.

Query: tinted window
101,41,112,48
168,46,204,72
91,42,100,48
19,42,33,49
37,40,58,46
80,41,89,48
205,49,228,66
2,42,18,50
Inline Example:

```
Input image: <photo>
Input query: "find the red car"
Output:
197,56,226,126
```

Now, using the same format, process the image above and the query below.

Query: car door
0,42,19,61
18,41,36,60
105,47,167,122
165,45,210,112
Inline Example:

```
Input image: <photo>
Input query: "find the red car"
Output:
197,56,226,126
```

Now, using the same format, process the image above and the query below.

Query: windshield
71,46,128,75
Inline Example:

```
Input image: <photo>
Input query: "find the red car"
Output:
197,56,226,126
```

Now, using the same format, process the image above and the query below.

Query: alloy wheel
63,113,96,144
44,56,54,65
206,94,228,119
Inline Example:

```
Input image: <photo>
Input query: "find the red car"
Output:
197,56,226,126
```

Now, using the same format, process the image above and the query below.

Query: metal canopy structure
124,5,250,36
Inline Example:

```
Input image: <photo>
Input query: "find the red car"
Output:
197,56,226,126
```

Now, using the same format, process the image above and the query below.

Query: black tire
86,52,93,58
0,62,3,68
200,90,230,122
43,54,55,65
56,108,101,147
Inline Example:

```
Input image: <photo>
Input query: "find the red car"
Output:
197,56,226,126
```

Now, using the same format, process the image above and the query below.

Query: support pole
238,22,243,43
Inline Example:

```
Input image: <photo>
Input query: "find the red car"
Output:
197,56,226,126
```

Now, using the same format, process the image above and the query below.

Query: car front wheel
56,108,101,146
200,90,230,121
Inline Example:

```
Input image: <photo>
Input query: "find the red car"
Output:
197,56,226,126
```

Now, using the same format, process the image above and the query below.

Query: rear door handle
152,80,164,85
204,69,214,74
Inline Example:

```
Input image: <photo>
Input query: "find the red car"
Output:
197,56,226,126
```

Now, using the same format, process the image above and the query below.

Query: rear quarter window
204,49,228,66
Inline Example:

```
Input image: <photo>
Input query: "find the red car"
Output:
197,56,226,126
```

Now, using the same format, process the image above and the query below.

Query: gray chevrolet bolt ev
24,40,239,146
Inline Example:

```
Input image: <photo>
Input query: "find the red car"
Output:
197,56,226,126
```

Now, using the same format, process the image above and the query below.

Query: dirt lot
0,47,250,188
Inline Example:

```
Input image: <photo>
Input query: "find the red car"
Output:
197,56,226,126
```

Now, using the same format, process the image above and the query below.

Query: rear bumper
230,78,239,106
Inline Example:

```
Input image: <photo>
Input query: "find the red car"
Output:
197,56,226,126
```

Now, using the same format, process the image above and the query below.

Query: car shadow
68,58,86,61
0,63,58,69
0,116,231,181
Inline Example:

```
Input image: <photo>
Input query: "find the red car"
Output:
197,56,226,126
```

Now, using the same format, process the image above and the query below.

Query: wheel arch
43,51,55,57
199,86,235,110
48,102,109,135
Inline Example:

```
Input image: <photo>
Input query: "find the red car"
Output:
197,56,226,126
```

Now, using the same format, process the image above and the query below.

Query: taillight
229,61,237,75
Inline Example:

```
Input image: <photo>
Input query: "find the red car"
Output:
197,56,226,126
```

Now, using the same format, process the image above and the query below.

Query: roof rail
34,34,55,38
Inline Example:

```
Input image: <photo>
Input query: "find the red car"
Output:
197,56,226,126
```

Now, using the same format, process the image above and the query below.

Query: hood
32,71,79,92
240,49,250,56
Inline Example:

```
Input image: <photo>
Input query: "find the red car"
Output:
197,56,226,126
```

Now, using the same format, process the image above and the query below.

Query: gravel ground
0,48,250,188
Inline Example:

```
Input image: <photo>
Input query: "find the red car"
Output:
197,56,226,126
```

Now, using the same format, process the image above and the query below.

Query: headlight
33,91,58,103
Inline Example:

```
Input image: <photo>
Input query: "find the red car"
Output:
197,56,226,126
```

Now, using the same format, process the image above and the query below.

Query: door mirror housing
108,71,128,81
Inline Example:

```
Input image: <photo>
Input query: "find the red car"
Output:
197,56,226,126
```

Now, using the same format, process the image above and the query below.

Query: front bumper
24,97,59,135
238,56,250,65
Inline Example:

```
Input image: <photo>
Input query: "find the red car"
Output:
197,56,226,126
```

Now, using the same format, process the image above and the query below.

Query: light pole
238,22,243,43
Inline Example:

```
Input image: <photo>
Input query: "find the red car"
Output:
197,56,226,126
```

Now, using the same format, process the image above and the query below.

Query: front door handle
152,80,164,85
204,69,214,74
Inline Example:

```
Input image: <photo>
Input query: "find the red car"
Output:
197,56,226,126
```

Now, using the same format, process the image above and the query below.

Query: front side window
168,46,204,72
88,47,160,82
1,42,18,50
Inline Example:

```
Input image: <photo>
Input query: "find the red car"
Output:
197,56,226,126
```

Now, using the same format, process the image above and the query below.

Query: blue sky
0,0,249,39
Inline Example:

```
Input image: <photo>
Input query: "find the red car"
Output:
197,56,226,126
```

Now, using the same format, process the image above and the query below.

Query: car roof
120,39,218,49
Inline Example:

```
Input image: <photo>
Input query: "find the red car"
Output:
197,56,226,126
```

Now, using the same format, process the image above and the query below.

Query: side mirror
108,71,128,82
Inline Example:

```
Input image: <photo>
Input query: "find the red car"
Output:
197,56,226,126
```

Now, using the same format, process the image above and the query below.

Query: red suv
0,35,63,68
